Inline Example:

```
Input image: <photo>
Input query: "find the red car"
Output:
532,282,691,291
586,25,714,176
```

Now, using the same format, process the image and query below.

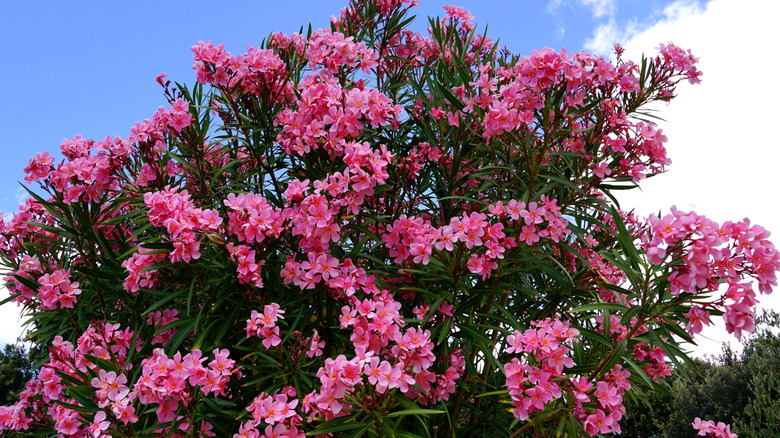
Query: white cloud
546,0,565,14
581,0,617,18
662,0,706,21
15,186,28,208
0,287,25,346
584,18,639,54
613,0,780,358
547,0,616,18
555,25,566,40
585,0,706,56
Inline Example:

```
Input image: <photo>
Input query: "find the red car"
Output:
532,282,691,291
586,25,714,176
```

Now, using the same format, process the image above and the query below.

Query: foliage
0,1,777,437
617,382,674,437
737,311,780,436
0,343,38,406
664,354,749,437
620,312,780,438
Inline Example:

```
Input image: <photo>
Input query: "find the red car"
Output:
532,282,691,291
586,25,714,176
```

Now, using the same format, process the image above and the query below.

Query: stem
508,408,564,438
588,315,646,380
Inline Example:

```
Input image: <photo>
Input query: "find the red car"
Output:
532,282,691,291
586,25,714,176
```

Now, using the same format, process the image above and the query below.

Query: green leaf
82,354,118,373
609,205,643,269
141,288,186,316
309,415,366,434
477,389,509,398
53,398,99,413
386,409,445,418
569,302,628,313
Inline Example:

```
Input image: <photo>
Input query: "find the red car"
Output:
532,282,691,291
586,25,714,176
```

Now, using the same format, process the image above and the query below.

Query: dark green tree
0,342,37,406
736,311,780,437
662,354,750,437
618,383,675,438
620,312,780,438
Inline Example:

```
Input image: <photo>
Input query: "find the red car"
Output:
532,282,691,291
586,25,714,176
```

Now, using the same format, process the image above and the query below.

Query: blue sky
3,0,779,359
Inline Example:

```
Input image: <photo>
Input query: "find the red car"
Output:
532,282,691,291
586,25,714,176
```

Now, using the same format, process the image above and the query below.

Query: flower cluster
435,43,698,184
594,313,673,382
504,318,634,435
147,308,180,345
36,269,81,310
152,98,195,134
275,72,402,157
302,290,464,419
120,245,167,293
144,186,224,263
226,242,267,288
504,319,579,420
0,322,139,436
305,28,379,74
236,388,304,438
644,207,780,338
658,42,703,85
2,254,82,310
246,303,285,348
632,341,673,381
692,418,738,438
225,193,284,245
582,365,631,436
192,41,293,100
134,348,237,422
382,196,569,279
23,151,55,183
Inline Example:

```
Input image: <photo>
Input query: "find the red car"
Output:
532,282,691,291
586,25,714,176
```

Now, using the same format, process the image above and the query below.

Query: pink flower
584,409,613,436
685,305,711,334
594,382,620,409
520,202,545,225
88,411,110,437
